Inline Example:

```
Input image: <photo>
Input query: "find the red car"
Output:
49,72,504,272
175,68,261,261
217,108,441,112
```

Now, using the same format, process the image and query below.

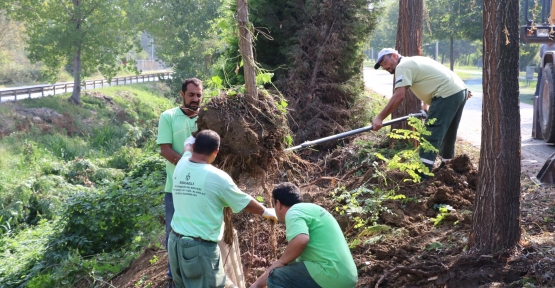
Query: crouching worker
250,182,358,288
169,130,277,288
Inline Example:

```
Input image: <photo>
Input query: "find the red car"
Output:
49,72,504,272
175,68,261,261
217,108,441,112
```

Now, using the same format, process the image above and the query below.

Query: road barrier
0,72,172,101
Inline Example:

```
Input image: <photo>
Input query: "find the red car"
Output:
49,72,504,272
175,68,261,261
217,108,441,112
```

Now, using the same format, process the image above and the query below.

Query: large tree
469,0,520,253
369,0,398,52
426,0,483,70
391,0,423,131
240,0,379,144
5,0,141,105
143,0,222,98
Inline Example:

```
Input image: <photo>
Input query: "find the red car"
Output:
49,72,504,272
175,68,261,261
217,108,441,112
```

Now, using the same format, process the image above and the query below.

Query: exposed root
375,266,434,288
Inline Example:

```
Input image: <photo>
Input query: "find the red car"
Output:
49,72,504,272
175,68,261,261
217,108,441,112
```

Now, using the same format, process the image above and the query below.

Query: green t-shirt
156,107,198,192
171,151,253,242
285,203,357,288
394,56,466,105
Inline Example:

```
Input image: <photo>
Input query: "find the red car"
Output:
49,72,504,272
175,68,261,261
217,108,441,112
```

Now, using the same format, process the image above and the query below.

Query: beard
184,101,200,111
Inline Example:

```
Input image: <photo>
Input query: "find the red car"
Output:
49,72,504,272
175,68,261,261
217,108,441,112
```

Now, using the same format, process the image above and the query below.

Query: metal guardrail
0,72,172,101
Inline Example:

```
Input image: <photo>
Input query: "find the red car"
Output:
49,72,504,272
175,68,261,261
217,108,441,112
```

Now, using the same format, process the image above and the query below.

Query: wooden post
54,85,56,95
237,0,258,106
219,230,246,288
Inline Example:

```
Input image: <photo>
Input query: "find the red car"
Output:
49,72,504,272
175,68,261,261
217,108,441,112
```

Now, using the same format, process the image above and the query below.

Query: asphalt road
362,67,555,178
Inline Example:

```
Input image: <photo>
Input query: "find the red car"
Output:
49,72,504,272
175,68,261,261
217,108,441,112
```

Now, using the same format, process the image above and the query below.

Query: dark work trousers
165,192,175,279
267,262,322,288
420,89,467,169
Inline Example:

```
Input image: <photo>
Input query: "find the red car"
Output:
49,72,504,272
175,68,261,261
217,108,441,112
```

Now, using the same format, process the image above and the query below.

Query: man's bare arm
160,144,181,165
372,86,407,131
243,199,265,215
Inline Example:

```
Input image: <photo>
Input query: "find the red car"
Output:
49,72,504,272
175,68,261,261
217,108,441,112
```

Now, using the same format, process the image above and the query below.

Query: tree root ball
196,90,289,177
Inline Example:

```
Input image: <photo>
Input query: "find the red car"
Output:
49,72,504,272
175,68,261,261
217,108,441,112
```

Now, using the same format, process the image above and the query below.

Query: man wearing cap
372,48,468,178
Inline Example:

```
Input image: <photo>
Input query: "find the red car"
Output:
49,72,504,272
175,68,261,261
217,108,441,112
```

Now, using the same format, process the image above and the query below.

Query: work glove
184,136,196,146
262,208,277,221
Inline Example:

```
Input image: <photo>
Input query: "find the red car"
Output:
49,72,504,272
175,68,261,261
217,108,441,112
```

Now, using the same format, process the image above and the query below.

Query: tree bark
450,35,454,71
69,47,82,105
469,0,520,253
392,0,423,131
68,0,82,106
237,0,258,106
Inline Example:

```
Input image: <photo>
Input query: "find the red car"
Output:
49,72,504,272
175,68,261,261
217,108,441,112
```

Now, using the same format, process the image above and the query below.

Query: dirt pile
107,146,555,287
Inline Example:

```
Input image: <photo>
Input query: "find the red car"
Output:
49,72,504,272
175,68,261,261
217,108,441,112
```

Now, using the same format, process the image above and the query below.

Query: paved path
363,67,555,178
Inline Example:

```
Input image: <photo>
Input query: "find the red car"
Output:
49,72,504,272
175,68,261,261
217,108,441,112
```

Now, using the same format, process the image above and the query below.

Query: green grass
0,83,173,287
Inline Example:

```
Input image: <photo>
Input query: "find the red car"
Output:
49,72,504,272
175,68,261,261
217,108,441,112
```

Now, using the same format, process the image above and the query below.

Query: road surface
363,67,555,178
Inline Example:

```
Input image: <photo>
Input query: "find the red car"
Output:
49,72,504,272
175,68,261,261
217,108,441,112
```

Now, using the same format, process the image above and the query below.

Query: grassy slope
0,83,174,287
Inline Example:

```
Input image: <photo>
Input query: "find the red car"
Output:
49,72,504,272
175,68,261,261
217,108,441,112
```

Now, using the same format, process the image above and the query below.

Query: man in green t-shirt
156,77,203,284
372,48,469,179
250,182,358,288
169,130,277,288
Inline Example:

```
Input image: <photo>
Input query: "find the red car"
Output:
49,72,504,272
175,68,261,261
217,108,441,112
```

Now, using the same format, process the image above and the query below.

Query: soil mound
107,145,555,287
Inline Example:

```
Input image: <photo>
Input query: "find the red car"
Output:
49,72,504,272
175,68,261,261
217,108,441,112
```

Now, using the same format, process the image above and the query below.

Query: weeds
430,204,456,226
375,117,438,183
0,84,172,287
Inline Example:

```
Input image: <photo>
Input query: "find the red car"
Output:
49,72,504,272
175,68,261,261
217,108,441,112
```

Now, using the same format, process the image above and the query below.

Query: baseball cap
374,48,398,69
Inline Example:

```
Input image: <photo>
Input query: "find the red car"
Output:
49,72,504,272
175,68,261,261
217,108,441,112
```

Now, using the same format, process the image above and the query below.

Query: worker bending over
373,48,468,179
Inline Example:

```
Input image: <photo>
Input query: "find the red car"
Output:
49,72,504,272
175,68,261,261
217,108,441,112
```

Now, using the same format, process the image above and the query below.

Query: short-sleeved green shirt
171,151,253,242
156,107,198,192
285,203,357,288
394,56,466,105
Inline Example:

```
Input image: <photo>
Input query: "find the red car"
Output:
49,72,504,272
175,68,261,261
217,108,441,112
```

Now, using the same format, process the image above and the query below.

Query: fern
375,116,439,183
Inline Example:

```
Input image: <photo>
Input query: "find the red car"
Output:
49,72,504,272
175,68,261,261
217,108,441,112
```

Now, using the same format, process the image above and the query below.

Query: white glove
184,136,195,146
262,208,277,221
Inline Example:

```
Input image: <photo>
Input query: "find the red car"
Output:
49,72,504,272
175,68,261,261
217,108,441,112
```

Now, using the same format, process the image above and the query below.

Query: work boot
416,171,429,181
416,162,434,182
438,158,451,170
438,161,447,169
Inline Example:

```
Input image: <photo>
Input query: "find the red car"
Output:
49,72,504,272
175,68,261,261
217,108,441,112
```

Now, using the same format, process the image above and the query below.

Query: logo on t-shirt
395,75,403,84
186,173,191,181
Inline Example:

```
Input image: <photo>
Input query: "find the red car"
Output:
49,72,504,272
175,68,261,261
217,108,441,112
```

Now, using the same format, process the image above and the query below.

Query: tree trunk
237,0,257,106
469,0,520,254
392,0,423,131
450,35,454,71
69,47,82,105
68,0,82,106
